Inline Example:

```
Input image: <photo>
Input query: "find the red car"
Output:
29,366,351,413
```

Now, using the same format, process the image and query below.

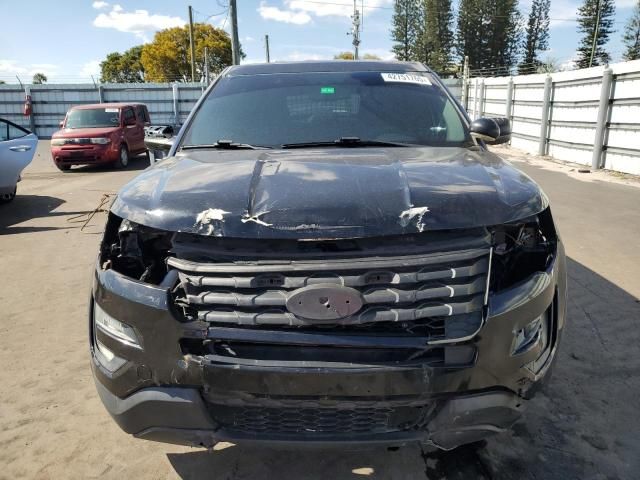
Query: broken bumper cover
94,379,522,449
90,242,566,449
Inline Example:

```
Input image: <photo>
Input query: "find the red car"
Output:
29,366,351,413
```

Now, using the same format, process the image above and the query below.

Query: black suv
91,61,566,451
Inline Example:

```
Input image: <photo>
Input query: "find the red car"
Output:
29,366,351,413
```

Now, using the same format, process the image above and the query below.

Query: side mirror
125,117,137,126
59,120,64,128
470,117,511,145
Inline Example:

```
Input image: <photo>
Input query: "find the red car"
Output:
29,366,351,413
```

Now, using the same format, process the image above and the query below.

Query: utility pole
188,5,196,82
204,47,210,84
230,0,241,65
589,0,602,68
461,56,470,110
351,0,361,60
265,34,270,63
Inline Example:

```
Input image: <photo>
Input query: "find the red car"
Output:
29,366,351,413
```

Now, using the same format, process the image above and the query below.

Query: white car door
0,119,38,199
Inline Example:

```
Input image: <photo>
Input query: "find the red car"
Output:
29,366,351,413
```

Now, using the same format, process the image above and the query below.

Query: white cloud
0,59,29,76
80,60,101,78
286,0,352,17
548,0,580,28
281,47,393,62
286,0,392,18
258,2,311,25
285,52,327,61
0,60,65,82
559,57,578,71
92,1,109,9
257,0,392,25
244,36,255,42
93,4,185,39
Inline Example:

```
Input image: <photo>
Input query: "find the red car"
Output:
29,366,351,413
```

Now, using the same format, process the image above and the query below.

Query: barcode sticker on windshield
105,108,119,112
380,73,432,86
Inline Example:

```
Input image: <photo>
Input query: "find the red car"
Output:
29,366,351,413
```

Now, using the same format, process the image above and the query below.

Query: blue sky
0,0,636,82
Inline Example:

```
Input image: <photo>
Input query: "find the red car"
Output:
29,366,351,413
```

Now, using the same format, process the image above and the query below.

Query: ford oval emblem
286,284,363,321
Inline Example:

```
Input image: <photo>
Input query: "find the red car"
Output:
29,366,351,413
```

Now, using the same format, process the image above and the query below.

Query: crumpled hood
111,147,548,239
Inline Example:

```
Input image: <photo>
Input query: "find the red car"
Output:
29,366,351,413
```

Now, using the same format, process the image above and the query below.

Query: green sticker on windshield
320,86,335,94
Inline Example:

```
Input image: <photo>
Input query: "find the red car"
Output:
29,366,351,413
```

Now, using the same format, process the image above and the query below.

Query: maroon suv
51,103,150,171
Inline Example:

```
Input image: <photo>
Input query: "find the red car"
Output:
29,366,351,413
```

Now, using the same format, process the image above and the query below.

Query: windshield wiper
181,140,271,150
281,137,412,149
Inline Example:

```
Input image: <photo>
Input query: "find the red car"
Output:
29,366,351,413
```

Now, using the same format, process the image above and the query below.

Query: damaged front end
90,205,565,450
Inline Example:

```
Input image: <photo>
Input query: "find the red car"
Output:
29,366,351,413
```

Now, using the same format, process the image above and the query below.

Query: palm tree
32,73,48,84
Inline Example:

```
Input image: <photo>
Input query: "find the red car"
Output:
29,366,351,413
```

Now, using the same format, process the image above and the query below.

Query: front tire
56,164,71,172
0,187,17,204
115,145,129,169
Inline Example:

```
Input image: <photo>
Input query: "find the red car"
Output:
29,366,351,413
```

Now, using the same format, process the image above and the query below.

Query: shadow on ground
164,257,640,479
167,443,504,480
65,153,150,174
0,195,91,234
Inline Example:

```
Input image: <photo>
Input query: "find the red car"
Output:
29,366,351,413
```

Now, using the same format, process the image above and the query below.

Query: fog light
94,302,140,348
94,338,127,372
513,311,548,355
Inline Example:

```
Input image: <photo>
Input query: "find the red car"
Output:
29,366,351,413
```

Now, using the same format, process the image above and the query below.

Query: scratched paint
399,206,430,232
194,208,230,235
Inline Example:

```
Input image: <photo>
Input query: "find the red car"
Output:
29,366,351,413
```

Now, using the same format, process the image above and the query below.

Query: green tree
415,0,454,73
487,0,522,71
32,72,47,84
334,51,355,60
141,23,239,82
100,46,145,83
333,52,382,60
457,0,522,74
623,1,640,60
391,0,421,61
519,0,550,74
576,0,615,68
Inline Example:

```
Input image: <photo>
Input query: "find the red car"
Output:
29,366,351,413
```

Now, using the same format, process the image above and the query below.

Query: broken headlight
100,213,173,285
490,207,557,292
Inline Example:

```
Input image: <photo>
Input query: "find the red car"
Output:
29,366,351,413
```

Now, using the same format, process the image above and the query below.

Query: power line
289,1,628,22
192,6,228,23
292,0,393,10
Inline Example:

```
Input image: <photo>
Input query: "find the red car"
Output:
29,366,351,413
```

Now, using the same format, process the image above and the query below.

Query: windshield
65,108,120,129
180,71,472,149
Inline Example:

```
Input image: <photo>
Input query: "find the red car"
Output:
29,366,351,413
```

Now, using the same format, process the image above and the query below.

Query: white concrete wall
464,60,640,175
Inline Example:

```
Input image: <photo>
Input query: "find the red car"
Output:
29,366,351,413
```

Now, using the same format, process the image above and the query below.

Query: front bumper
52,144,119,166
94,379,522,449
90,243,566,449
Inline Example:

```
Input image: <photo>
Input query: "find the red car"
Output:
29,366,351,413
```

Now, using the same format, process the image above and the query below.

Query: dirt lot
1,142,639,479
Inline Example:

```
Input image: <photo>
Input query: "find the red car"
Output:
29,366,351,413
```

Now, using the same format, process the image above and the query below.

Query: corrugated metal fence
465,59,640,175
0,82,206,138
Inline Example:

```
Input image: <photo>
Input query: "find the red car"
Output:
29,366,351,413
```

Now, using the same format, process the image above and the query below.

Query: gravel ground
0,142,638,479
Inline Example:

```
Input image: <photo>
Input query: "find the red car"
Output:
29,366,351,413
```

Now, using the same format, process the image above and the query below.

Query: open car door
0,119,38,202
